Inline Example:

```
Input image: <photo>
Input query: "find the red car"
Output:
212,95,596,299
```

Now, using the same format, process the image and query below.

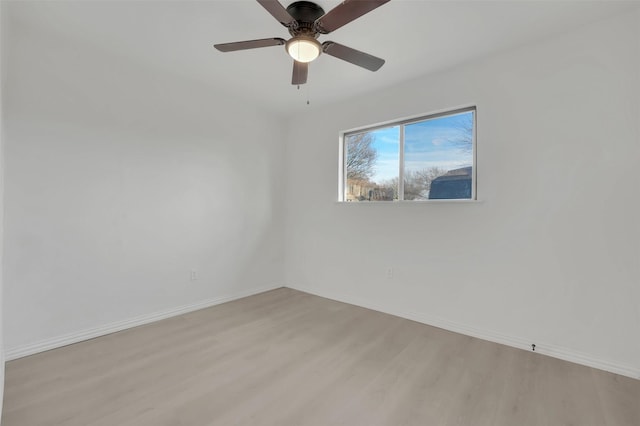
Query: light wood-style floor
3,288,639,425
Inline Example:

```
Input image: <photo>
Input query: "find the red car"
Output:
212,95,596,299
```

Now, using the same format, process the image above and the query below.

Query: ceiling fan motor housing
286,1,325,37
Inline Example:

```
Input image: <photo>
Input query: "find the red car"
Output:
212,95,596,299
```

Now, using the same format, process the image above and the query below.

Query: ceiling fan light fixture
286,36,321,63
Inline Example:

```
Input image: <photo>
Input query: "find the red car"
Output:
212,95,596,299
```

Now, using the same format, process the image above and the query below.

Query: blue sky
368,111,473,183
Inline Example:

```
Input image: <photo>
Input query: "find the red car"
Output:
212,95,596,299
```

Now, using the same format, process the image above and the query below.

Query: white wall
0,0,6,416
284,9,640,378
2,8,285,355
2,1,639,383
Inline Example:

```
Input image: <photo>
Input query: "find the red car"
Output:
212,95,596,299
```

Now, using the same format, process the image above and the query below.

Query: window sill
335,199,483,205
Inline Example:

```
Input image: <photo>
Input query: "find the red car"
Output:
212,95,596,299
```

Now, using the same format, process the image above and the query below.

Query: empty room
0,0,639,425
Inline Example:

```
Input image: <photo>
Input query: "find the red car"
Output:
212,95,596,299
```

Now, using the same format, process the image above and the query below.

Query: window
340,107,476,202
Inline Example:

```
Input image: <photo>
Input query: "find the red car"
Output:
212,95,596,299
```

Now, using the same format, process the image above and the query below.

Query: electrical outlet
190,270,198,281
386,267,393,278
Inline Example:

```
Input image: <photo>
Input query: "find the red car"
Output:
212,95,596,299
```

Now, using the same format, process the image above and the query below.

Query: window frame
339,106,477,202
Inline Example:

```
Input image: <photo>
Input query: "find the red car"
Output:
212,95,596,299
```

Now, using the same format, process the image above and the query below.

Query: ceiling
6,0,639,115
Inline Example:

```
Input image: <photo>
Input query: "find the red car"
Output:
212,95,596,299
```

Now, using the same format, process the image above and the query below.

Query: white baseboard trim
287,284,640,381
5,284,283,361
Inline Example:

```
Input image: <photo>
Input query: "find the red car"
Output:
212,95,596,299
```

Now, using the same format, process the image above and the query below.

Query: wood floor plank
2,288,639,425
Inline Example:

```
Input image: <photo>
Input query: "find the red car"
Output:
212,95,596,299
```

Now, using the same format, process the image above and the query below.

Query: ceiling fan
214,0,391,85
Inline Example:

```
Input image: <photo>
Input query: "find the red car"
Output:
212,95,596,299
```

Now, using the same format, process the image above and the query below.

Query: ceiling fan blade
257,0,298,28
315,0,391,34
214,38,286,52
292,61,308,85
322,41,385,71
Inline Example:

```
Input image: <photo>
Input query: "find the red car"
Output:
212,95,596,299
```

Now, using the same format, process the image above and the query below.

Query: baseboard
287,284,640,381
5,284,283,361
0,342,4,417
7,283,638,380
